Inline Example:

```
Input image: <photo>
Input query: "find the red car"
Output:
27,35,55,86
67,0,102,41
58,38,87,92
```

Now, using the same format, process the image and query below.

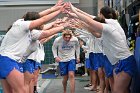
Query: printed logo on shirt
62,45,74,50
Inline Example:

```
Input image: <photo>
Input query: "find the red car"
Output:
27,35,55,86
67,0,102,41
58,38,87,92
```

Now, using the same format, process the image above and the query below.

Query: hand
63,22,70,28
63,2,71,11
61,2,73,14
83,50,87,53
62,17,68,22
55,57,61,62
60,2,70,14
53,19,67,28
53,18,64,27
67,11,78,18
69,2,77,13
50,0,63,11
76,58,80,63
67,18,77,28
55,18,63,24
55,0,64,7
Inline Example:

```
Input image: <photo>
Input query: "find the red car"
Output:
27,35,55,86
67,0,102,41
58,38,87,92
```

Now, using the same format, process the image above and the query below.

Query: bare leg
98,67,105,93
68,71,75,93
83,61,88,76
62,75,68,93
113,71,131,93
89,69,92,84
108,76,114,92
6,68,26,93
104,78,109,93
84,69,92,88
30,69,40,93
83,67,88,76
1,79,13,93
91,70,98,90
29,79,34,93
24,71,34,93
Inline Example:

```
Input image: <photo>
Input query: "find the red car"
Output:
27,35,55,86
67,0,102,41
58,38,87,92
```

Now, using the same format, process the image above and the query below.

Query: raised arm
39,0,64,17
80,21,101,38
70,19,101,38
43,18,64,30
68,3,103,34
75,7,95,19
38,26,63,40
40,34,57,44
43,21,56,30
29,9,61,30
39,6,62,17
38,21,69,40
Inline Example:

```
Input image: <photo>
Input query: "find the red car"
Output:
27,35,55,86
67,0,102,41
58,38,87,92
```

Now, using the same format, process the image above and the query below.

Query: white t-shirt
28,41,45,63
94,37,103,53
19,40,39,63
52,36,80,62
102,20,132,65
19,29,43,63
76,32,90,58
81,39,90,58
75,28,95,53
75,28,103,53
0,35,5,46
0,19,41,62
105,19,127,42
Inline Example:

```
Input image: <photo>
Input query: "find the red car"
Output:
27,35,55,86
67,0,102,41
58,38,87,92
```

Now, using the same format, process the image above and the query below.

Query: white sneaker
37,86,41,90
84,83,92,87
82,73,88,76
84,85,93,90
84,86,92,90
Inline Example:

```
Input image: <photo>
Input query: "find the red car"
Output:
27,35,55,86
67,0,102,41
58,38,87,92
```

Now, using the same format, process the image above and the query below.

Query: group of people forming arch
0,0,136,93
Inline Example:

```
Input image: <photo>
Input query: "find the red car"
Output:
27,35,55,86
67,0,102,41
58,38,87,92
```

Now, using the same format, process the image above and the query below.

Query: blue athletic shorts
114,55,136,77
0,55,23,79
85,58,91,69
103,55,113,78
23,59,36,74
89,52,94,70
18,62,24,73
59,59,76,76
93,53,104,70
34,62,41,70
89,53,104,70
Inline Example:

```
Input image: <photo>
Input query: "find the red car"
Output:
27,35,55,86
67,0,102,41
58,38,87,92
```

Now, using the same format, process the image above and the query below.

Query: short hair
62,29,73,37
23,12,40,21
23,12,42,30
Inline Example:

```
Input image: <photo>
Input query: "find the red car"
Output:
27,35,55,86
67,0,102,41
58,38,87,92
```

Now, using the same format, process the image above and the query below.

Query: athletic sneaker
84,83,92,87
84,85,94,90
82,73,88,76
84,83,92,89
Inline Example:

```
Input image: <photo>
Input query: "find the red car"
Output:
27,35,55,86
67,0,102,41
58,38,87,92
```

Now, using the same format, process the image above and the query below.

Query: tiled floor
41,76,95,93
